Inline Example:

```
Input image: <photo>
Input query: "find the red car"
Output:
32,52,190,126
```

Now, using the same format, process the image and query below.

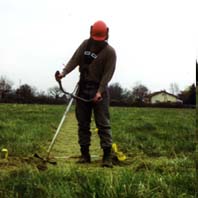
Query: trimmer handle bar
55,71,93,103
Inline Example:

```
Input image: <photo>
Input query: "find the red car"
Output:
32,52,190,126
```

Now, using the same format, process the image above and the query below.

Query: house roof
147,90,179,99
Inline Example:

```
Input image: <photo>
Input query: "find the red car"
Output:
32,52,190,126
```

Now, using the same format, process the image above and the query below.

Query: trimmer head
34,153,57,165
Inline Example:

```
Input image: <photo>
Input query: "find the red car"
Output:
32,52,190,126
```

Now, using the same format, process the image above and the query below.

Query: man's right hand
55,71,64,81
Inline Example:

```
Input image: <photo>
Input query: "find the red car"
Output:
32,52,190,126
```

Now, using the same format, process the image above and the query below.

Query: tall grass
0,166,195,198
0,104,65,155
111,107,195,157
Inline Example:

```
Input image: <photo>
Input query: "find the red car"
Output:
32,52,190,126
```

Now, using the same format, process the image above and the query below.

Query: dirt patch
0,156,45,172
0,158,19,171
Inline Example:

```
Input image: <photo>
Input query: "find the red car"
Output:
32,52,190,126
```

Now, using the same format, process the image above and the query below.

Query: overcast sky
0,0,197,94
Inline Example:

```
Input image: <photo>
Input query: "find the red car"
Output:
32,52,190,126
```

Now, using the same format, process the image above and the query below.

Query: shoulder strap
83,39,108,64
79,39,108,81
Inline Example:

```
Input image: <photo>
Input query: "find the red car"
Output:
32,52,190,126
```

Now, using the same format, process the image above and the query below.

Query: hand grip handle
55,70,60,81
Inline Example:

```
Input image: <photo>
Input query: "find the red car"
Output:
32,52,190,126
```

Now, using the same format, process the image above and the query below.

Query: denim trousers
75,85,112,149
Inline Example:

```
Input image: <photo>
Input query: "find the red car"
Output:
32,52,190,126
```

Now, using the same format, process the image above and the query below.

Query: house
145,90,183,104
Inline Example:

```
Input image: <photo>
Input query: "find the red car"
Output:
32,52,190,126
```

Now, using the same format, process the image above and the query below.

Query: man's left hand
93,92,103,103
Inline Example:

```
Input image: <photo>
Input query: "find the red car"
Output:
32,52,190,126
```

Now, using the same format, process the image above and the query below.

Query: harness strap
80,39,107,81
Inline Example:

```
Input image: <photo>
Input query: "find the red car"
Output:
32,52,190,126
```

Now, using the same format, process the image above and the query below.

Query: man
56,20,116,167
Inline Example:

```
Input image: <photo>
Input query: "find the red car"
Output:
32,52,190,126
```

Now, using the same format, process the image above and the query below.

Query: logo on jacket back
84,51,97,64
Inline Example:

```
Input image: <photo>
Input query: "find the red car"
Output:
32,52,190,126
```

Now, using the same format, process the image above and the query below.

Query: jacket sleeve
62,40,87,76
98,47,116,93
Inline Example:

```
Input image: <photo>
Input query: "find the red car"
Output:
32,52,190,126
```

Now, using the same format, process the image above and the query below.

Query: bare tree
169,82,180,95
0,76,13,99
48,86,62,99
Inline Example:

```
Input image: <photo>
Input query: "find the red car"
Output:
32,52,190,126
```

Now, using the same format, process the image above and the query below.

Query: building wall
151,93,177,104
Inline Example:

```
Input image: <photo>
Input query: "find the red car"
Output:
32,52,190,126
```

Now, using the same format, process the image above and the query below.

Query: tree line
0,76,65,104
108,82,195,107
0,76,196,107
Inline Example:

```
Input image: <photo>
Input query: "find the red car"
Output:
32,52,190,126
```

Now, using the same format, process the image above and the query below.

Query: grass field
0,103,196,197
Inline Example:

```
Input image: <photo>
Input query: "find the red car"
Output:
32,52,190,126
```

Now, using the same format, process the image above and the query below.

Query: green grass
0,166,194,198
0,104,196,197
111,107,195,157
0,104,64,155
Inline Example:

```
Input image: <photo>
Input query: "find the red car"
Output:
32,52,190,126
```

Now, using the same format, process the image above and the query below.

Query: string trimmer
34,71,93,169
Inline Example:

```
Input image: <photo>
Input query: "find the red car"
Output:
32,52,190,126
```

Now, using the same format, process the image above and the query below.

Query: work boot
77,145,91,163
102,147,113,168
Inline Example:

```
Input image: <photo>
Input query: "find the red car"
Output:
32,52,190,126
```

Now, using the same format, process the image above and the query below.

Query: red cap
91,20,108,41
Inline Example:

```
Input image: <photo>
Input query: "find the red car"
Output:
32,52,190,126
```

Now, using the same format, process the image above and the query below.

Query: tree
0,76,13,99
108,83,123,101
179,84,196,105
131,83,149,102
169,82,180,95
187,84,196,105
122,88,134,103
48,86,62,99
16,84,36,100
